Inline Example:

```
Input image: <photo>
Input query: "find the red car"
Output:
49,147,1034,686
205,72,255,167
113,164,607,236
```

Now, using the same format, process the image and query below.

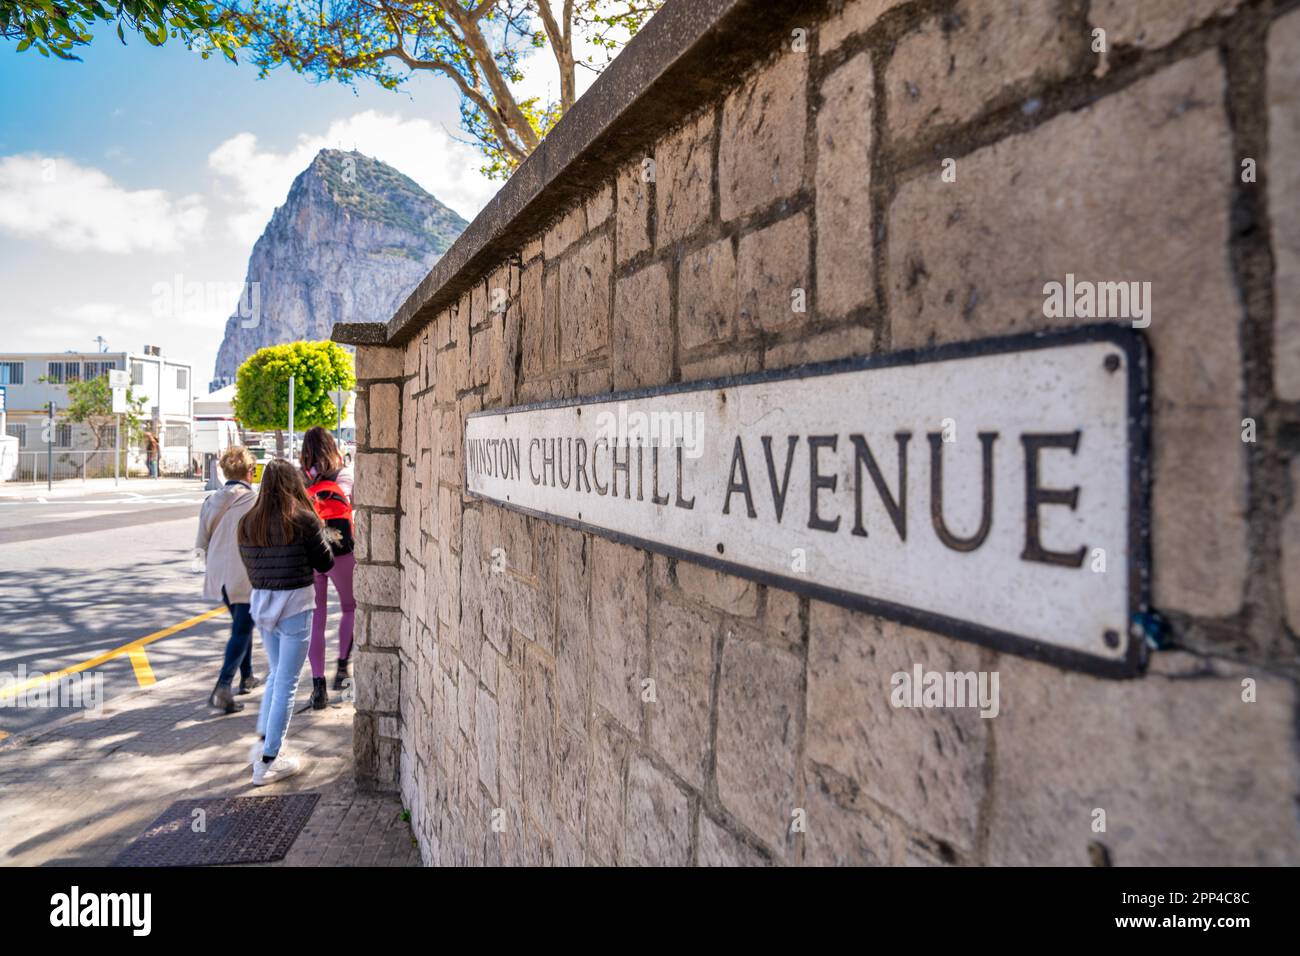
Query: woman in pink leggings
300,427,356,710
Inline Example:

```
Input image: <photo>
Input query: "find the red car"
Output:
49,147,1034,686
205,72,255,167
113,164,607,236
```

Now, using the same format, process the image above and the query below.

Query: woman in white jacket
196,445,259,713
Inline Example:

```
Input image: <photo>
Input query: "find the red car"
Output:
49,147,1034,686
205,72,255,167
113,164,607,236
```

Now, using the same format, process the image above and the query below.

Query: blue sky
0,28,515,385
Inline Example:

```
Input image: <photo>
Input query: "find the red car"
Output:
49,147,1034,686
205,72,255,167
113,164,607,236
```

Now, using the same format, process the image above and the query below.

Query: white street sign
108,369,130,388
111,386,128,414
465,327,1149,676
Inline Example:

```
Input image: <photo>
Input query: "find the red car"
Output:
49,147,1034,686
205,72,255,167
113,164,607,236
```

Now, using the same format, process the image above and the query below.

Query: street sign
465,326,1150,676
108,369,130,388
111,386,127,414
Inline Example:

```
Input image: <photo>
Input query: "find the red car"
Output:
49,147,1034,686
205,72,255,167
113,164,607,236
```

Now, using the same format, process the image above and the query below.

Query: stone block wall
342,0,1300,865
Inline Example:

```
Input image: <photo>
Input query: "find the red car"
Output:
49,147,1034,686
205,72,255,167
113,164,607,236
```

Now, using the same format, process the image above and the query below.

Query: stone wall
338,0,1300,865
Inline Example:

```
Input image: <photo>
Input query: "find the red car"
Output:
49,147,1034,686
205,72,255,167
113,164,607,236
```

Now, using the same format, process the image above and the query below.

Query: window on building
55,424,73,448
176,367,188,390
84,361,115,379
131,362,145,386
5,424,27,446
102,424,118,448
0,362,23,385
164,425,188,447
47,361,82,384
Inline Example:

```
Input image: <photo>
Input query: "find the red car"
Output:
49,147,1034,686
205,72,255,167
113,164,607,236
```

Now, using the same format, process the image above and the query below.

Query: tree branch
437,0,540,151
535,0,574,110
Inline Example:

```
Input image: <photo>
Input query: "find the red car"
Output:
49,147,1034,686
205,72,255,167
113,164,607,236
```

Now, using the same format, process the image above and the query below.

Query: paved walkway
0,667,419,867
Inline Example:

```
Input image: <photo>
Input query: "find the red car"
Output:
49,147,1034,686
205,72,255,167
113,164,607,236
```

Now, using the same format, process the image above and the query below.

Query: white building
0,347,194,476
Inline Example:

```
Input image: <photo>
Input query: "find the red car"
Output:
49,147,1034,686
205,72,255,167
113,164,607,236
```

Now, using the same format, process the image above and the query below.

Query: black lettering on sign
928,432,997,552
723,436,756,518
636,443,645,502
592,438,609,495
851,432,910,541
542,438,557,486
508,438,520,479
761,435,798,523
557,437,572,489
675,444,695,510
1021,431,1087,568
807,435,840,533
611,442,631,500
650,445,669,506
576,438,590,493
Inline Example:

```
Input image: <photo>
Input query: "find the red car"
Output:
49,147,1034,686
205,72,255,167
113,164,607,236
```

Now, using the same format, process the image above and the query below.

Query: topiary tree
233,341,355,448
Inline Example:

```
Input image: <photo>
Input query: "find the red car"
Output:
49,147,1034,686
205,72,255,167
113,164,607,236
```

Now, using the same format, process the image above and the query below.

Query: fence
10,450,196,483
13,450,130,483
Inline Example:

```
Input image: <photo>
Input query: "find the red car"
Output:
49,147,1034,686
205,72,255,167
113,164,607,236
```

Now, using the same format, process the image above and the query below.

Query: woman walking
299,426,356,710
238,458,335,785
196,445,260,713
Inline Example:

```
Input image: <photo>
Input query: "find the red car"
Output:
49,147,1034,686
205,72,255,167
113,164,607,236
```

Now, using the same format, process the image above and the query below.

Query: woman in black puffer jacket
238,458,334,786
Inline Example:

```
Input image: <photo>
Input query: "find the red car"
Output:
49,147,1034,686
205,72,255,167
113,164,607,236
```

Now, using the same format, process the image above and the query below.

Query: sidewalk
0,668,420,867
0,476,205,501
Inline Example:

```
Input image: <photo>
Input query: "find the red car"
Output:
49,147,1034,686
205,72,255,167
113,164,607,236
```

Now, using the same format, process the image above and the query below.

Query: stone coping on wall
332,0,829,349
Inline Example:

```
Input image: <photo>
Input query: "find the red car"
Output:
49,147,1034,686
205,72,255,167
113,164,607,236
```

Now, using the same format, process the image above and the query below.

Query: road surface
0,481,345,739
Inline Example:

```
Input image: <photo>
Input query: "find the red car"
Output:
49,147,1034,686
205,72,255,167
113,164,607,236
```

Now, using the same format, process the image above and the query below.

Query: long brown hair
300,426,343,479
238,458,321,547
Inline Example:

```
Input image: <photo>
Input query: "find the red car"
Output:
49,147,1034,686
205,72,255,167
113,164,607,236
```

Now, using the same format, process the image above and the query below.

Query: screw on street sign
464,325,1151,677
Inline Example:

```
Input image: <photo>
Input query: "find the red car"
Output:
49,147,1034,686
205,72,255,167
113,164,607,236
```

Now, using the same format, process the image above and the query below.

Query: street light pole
46,400,54,493
287,375,295,462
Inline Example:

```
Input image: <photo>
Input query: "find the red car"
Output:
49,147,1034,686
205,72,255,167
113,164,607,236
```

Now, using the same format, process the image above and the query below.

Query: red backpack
307,478,354,555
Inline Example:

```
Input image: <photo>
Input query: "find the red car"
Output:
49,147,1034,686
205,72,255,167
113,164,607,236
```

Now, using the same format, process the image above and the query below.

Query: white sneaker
252,754,302,786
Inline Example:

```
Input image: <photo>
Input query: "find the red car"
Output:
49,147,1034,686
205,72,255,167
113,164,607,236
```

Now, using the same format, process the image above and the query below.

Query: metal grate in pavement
111,794,320,867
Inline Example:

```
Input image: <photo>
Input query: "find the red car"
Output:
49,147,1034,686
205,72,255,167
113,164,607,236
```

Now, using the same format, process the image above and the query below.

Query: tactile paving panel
111,794,320,867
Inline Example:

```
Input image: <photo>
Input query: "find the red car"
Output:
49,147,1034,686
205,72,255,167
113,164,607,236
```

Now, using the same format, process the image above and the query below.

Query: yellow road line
127,648,156,687
0,606,225,702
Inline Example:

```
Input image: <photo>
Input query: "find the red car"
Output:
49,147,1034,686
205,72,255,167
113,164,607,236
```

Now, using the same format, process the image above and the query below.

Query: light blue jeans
255,609,313,760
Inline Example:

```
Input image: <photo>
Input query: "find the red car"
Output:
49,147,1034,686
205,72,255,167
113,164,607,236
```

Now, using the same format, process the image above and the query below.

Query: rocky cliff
211,148,467,385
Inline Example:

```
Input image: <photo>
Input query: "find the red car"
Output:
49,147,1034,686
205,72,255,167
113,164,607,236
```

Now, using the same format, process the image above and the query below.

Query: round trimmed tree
233,341,355,444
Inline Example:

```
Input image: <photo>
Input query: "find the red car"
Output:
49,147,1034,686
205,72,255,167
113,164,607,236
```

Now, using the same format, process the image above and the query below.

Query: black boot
332,659,350,691
311,677,329,710
209,681,244,714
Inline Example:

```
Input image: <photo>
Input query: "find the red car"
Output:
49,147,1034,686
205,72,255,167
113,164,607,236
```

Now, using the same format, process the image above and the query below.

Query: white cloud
53,302,150,330
0,154,206,253
208,112,500,245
